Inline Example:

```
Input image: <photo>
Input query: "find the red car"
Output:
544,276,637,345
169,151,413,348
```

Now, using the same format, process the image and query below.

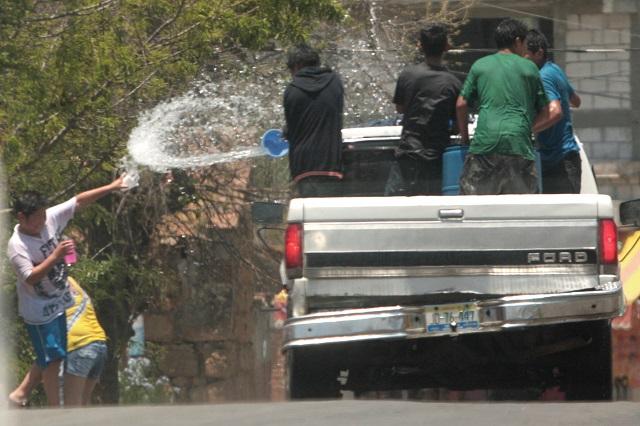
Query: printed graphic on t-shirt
34,236,68,298
42,289,73,319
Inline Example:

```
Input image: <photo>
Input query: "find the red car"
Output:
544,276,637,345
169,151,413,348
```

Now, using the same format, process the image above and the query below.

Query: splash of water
126,13,405,175
127,77,284,172
118,156,140,190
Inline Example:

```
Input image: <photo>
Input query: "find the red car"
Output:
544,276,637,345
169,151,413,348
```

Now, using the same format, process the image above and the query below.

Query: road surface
4,400,640,426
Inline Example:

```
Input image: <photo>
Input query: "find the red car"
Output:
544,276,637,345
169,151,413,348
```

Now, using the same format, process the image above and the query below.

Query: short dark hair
286,43,320,71
525,29,549,60
419,23,448,57
494,18,528,50
12,191,48,216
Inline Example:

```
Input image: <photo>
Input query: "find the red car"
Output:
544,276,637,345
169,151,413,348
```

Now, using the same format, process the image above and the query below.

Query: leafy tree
0,0,343,404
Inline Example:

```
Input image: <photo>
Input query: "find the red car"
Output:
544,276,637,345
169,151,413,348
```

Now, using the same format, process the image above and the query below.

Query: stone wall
144,249,266,402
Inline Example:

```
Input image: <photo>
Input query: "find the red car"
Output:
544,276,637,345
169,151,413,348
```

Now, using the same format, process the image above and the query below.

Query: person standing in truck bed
283,43,344,198
525,29,582,194
456,18,559,195
391,23,462,195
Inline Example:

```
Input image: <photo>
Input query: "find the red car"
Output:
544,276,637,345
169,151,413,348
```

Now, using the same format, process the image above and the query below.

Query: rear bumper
282,281,624,349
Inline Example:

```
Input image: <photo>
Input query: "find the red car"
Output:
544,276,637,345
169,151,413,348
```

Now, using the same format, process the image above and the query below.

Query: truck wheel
564,320,613,401
285,347,341,400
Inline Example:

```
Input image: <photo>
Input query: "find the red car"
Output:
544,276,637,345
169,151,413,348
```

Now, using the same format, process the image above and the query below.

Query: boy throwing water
7,175,125,406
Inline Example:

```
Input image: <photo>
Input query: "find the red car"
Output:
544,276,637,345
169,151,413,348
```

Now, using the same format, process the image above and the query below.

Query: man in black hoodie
284,44,344,197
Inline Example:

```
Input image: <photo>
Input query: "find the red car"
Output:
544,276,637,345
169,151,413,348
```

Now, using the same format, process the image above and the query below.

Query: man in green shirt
456,18,560,194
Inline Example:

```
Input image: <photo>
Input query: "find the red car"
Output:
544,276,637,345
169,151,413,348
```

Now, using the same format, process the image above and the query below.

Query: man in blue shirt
525,29,582,193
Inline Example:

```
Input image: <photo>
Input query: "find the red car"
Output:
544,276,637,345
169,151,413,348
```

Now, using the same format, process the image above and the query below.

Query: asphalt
4,400,640,426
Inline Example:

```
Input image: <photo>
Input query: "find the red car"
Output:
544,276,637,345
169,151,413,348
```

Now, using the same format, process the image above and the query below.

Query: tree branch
27,0,116,22
111,46,191,108
145,0,187,45
112,70,158,108
36,81,111,154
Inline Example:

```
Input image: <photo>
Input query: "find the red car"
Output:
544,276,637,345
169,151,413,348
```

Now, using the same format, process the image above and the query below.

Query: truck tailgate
289,194,614,304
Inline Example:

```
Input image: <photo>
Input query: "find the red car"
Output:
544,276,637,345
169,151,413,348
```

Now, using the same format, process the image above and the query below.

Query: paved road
4,400,640,426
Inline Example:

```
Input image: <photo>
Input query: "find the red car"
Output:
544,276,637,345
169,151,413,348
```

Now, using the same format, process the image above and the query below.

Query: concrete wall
558,1,640,200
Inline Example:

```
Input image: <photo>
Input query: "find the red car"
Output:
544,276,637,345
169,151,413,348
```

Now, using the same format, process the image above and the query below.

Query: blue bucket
261,129,289,158
442,144,468,195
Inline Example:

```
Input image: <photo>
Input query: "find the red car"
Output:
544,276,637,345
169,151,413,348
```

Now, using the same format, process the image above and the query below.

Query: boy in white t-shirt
7,175,125,406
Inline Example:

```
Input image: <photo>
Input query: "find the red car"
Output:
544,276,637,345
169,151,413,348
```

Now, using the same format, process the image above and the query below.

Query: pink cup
64,240,77,265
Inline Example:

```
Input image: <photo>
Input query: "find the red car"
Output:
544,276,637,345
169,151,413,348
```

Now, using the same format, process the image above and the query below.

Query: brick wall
562,8,638,199
565,13,631,111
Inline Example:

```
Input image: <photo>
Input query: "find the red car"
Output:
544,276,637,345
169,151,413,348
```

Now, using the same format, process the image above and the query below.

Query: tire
564,320,613,401
285,347,341,400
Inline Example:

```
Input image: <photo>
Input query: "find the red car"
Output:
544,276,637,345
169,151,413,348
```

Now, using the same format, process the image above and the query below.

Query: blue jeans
65,341,107,379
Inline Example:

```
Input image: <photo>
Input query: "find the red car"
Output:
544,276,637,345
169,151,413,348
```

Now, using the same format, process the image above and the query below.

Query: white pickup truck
278,126,631,400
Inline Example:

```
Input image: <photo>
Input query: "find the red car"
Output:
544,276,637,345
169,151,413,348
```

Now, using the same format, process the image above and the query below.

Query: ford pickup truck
279,126,632,400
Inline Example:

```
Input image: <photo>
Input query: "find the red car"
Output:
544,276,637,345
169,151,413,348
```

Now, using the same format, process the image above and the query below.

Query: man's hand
112,174,126,191
570,92,581,108
456,96,470,144
533,100,563,134
53,239,75,260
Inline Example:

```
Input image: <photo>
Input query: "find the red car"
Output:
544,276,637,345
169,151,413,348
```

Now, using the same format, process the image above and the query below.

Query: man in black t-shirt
390,23,462,195
283,44,344,198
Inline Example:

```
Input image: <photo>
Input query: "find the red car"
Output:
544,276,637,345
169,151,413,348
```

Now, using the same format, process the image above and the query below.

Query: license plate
425,303,479,332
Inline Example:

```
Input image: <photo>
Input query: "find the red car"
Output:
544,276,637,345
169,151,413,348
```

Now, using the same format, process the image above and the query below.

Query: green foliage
72,255,155,320
0,0,344,195
119,344,178,405
165,170,198,212
1,0,343,404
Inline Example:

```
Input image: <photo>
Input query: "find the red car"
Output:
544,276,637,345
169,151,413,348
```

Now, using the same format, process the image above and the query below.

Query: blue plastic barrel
442,144,469,195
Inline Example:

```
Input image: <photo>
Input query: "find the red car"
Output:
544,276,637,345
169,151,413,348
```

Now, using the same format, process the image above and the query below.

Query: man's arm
570,92,581,108
395,103,405,114
75,175,124,210
456,96,470,144
19,240,74,286
532,100,563,134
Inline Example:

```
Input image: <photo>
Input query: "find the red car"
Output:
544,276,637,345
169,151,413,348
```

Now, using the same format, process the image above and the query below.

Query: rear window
341,140,399,197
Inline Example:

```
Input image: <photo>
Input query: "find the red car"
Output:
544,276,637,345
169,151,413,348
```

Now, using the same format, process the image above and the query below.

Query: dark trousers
459,153,538,195
542,151,581,194
386,156,442,196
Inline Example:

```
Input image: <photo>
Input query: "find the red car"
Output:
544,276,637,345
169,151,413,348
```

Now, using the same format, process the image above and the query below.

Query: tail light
599,219,618,264
285,223,303,278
